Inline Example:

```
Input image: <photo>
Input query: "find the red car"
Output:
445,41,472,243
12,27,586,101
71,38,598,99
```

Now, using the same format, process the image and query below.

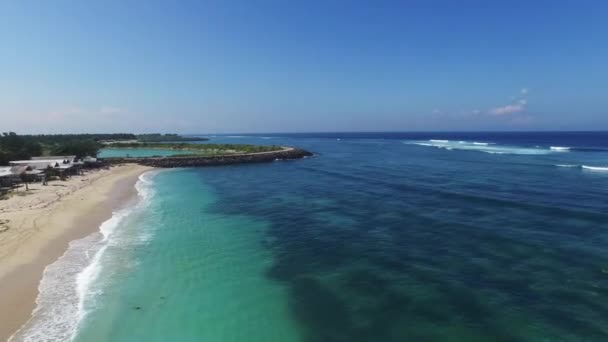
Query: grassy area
135,134,208,142
105,142,284,156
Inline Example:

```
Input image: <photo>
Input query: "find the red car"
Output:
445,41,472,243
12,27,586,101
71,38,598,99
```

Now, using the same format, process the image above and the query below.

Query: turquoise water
13,132,608,341
98,148,194,158
74,170,301,341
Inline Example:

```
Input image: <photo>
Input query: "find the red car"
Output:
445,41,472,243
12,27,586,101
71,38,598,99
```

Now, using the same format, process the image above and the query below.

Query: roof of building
10,160,59,164
9,160,61,169
0,167,12,177
10,165,29,174
9,159,62,164
31,156,76,161
0,165,28,177
57,164,74,169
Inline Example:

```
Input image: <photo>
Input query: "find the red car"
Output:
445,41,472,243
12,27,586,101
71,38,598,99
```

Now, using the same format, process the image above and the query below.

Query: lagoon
98,148,195,158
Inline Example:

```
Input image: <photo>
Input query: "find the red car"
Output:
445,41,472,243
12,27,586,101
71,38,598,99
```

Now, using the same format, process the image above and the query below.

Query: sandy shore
0,164,152,341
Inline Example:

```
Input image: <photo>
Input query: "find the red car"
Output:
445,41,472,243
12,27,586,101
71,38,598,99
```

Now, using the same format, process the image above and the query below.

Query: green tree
52,140,101,158
0,132,43,165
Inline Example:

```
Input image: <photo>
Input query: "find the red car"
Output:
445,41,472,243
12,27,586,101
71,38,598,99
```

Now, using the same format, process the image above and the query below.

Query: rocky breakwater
103,147,313,168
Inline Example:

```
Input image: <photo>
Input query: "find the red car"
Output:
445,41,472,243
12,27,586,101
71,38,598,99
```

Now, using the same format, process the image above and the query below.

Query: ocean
12,132,608,341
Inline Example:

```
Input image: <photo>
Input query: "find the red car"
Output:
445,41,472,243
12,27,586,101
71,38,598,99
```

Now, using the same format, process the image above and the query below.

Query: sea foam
582,165,608,172
408,140,552,155
555,164,608,172
9,171,157,342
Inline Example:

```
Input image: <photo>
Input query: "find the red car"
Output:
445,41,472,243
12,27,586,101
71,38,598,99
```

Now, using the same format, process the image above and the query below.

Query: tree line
0,132,129,165
0,133,211,165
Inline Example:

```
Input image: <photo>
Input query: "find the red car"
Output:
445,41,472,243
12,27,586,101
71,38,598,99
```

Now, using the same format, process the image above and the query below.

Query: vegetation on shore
0,132,106,164
106,142,283,156
0,133,43,165
0,133,211,165
0,132,283,165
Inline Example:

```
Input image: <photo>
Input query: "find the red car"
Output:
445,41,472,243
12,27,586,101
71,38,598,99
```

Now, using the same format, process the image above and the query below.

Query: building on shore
2,155,97,194
0,167,16,189
9,155,81,177
31,155,77,164
0,165,30,192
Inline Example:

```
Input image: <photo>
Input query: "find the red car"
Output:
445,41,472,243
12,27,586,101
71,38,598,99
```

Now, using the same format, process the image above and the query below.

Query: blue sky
1,0,607,133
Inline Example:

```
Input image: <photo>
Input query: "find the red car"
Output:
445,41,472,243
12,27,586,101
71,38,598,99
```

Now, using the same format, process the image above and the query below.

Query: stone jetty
102,147,313,168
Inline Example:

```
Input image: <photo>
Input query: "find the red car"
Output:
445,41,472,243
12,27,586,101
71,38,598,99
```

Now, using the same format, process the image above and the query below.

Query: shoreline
0,164,152,341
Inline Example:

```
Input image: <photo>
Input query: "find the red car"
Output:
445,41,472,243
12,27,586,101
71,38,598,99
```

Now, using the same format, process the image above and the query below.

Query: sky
1,0,607,134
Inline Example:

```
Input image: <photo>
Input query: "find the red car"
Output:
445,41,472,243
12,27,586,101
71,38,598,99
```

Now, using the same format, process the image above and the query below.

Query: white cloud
487,88,530,116
489,103,525,115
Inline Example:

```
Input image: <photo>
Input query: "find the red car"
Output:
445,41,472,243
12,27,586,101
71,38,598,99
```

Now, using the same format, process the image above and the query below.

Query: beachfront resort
0,133,309,198
1,155,98,195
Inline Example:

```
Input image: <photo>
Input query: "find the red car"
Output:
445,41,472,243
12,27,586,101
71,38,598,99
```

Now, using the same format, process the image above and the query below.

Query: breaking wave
582,165,608,172
555,164,608,172
407,140,554,155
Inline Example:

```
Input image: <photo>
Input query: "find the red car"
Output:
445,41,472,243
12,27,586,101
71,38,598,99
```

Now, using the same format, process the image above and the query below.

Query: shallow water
16,132,608,341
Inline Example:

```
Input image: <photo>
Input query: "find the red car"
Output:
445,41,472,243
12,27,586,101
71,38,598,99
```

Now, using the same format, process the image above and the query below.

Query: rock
102,148,314,168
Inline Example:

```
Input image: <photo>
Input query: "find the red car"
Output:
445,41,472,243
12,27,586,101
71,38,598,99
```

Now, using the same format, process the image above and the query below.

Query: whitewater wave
407,140,552,155
10,171,157,342
582,165,608,172
550,146,571,152
555,164,608,172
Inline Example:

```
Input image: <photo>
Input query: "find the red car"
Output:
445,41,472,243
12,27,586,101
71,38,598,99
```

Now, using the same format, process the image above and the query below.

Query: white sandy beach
0,164,151,341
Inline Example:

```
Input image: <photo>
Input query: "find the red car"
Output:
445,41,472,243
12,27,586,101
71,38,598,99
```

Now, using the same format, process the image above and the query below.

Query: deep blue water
206,131,608,150
191,132,608,340
15,132,608,341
